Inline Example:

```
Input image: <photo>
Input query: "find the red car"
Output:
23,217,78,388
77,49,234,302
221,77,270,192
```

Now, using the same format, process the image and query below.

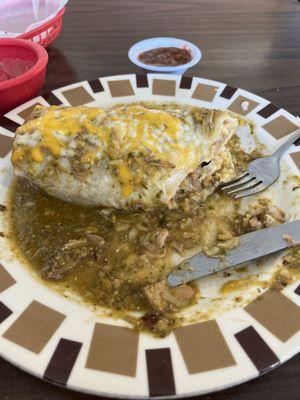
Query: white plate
0,73,299,398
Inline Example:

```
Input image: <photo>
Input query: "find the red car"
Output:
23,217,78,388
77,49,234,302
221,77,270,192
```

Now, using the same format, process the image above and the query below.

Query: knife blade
167,219,300,287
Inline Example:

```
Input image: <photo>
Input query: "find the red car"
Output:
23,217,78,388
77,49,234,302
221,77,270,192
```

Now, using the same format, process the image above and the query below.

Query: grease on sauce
220,277,267,295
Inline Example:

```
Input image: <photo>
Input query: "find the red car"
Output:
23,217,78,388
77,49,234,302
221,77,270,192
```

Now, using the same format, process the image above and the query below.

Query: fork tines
220,173,263,198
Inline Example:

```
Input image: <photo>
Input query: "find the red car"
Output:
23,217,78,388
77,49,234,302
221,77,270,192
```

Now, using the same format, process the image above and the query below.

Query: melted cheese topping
14,105,205,170
13,104,238,199
104,106,204,169
16,107,104,162
117,165,133,197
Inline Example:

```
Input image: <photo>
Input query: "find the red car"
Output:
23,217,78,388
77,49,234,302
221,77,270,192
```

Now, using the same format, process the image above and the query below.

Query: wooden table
1,0,300,398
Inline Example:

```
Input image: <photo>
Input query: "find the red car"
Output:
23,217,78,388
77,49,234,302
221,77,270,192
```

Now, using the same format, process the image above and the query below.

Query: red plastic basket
18,7,65,48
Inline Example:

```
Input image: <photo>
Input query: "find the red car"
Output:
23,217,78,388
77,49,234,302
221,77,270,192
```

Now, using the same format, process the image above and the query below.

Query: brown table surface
1,0,300,399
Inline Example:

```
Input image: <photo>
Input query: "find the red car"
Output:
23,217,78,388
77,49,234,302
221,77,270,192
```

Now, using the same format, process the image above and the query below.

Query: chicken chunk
144,280,196,312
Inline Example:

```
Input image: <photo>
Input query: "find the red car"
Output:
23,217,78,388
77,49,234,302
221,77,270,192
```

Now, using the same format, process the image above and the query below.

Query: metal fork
220,127,300,199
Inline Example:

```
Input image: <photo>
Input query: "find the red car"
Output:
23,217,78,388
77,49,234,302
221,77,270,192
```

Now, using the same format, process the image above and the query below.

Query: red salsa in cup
138,46,192,67
0,58,34,82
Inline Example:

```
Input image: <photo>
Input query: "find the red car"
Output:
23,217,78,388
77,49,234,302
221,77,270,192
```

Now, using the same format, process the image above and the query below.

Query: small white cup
128,37,202,74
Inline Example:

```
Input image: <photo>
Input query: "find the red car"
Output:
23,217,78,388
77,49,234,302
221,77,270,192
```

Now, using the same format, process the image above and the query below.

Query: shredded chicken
144,281,195,312
241,199,285,233
63,239,87,249
282,234,298,247
170,241,184,254
145,158,175,168
155,229,169,249
86,234,106,247
140,228,169,258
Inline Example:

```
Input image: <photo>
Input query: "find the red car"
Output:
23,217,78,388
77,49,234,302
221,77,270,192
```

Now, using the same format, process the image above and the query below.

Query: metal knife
167,220,300,287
